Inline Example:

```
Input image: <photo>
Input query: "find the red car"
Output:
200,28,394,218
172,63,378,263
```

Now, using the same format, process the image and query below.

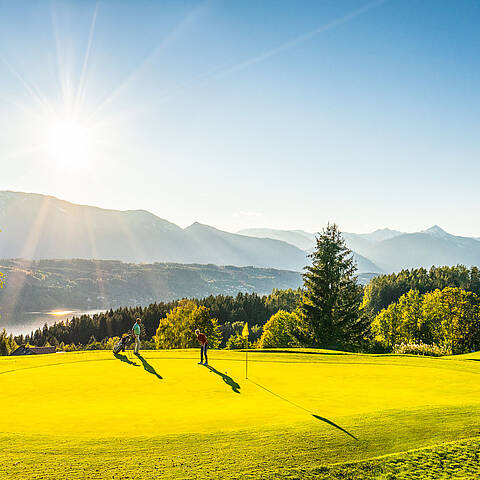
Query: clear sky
1,0,479,236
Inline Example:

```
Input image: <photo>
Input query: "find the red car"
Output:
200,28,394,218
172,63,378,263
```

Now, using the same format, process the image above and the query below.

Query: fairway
1,349,480,479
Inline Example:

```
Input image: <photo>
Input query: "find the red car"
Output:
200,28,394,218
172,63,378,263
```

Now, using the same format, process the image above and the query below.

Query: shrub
363,339,392,354
62,343,78,352
86,341,102,350
103,337,120,350
393,342,449,357
141,340,156,350
226,333,250,349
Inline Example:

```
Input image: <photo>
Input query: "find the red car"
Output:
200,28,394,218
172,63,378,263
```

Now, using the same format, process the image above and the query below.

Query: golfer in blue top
132,318,142,355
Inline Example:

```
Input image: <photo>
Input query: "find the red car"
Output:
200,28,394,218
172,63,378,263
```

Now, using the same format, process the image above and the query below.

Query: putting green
1,349,480,479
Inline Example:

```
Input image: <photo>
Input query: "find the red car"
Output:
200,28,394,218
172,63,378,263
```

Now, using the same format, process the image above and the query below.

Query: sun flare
45,116,94,163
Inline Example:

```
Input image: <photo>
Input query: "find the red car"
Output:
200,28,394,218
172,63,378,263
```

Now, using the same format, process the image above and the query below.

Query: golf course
1,349,480,479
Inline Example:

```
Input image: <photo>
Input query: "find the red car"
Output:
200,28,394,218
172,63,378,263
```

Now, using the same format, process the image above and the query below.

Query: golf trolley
113,333,133,354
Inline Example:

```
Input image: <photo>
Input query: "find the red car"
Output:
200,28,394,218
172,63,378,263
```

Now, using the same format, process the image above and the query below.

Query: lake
1,309,107,336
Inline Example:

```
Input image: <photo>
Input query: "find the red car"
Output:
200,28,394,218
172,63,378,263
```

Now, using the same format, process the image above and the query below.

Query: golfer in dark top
195,329,208,365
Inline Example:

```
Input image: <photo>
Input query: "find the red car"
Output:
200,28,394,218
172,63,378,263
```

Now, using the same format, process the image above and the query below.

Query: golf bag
113,333,133,354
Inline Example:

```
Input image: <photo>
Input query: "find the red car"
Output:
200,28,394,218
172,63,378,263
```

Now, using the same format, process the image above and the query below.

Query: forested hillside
0,259,302,320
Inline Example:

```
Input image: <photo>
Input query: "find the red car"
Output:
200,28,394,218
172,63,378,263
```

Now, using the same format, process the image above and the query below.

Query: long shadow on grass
136,354,163,380
258,350,349,356
311,415,358,441
114,353,140,367
249,380,357,441
205,365,240,393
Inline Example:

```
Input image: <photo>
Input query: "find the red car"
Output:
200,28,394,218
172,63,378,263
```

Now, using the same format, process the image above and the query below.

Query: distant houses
11,345,56,356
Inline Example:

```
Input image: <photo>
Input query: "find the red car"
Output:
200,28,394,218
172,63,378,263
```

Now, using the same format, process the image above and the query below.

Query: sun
10,3,130,171
45,116,94,163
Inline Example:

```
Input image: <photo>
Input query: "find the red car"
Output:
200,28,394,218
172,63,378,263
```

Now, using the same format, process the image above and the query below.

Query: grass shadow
205,365,240,393
249,380,357,441
114,353,139,367
136,354,163,380
257,350,349,356
311,415,358,441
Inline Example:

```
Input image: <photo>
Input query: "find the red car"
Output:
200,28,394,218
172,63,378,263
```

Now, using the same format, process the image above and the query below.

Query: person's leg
135,335,140,354
204,344,208,365
200,345,204,364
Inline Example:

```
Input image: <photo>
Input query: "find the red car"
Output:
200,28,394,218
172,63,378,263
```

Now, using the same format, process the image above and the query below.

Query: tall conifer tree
300,223,367,349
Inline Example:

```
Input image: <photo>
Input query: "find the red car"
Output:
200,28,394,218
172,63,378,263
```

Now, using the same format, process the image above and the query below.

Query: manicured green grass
1,349,480,478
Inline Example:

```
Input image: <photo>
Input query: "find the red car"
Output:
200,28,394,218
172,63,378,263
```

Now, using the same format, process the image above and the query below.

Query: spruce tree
300,223,367,350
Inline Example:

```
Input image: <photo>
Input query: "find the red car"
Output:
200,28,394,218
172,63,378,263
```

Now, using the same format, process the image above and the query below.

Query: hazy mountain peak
238,228,316,251
422,225,450,238
185,221,216,231
364,228,404,242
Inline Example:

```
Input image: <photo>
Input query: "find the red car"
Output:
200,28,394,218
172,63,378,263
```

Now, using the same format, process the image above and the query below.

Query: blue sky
1,0,479,235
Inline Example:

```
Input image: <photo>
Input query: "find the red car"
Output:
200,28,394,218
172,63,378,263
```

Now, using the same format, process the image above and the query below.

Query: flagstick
243,321,249,379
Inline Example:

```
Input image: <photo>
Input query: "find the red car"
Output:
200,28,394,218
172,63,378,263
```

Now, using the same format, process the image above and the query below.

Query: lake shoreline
1,309,108,337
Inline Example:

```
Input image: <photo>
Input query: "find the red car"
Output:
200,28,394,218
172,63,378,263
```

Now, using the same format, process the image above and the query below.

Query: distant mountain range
238,228,384,273
0,191,307,271
1,191,479,277
240,226,480,273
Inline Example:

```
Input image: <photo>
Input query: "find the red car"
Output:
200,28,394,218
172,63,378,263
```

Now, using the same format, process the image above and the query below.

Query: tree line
10,289,301,350
362,265,480,315
372,287,480,354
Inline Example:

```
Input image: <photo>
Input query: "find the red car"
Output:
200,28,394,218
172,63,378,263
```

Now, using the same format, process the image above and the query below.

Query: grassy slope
1,350,480,479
